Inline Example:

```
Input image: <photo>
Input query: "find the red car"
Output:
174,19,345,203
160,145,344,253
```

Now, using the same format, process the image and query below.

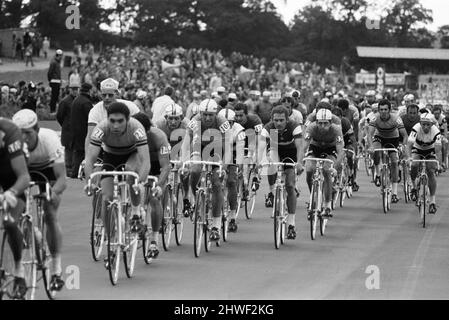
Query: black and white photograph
0,0,449,306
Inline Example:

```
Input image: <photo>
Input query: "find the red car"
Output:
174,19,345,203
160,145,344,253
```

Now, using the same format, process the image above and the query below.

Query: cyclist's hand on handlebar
152,185,163,198
329,167,338,177
296,162,304,175
3,190,18,208
84,183,97,196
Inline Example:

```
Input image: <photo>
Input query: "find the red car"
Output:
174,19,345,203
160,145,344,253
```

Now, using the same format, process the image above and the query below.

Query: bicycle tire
221,202,229,243
245,169,257,219
123,201,138,278
0,232,15,300
280,191,287,245
174,184,184,246
421,182,427,228
235,174,244,219
403,165,410,203
21,219,37,300
332,174,341,210
310,182,319,240
161,186,173,251
107,204,121,285
381,167,388,214
340,174,347,207
364,156,370,176
274,186,282,249
90,191,104,261
193,191,205,258
142,201,152,265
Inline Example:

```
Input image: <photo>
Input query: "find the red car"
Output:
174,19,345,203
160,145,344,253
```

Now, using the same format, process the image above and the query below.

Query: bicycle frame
373,148,397,213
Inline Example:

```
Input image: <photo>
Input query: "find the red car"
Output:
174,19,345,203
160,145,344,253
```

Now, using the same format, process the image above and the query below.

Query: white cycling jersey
88,99,140,126
28,128,64,170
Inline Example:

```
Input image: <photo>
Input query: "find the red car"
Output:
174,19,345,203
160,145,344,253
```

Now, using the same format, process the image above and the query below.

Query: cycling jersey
255,101,273,124
88,99,140,126
27,128,64,171
434,115,447,135
369,114,404,139
261,120,302,162
155,118,189,148
340,117,355,148
290,109,303,125
408,123,441,151
305,123,343,148
0,118,25,190
400,114,420,136
90,117,148,155
147,126,171,176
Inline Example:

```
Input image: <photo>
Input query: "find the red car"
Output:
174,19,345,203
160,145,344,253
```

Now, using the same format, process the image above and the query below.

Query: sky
270,0,449,31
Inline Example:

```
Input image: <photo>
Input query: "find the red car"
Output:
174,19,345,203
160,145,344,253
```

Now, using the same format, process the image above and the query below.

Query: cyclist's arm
84,144,101,180
295,136,304,163
10,155,31,196
157,143,171,188
399,127,408,146
181,131,194,162
335,140,344,168
367,125,375,148
85,124,95,155
51,162,67,196
136,144,151,183
257,133,268,164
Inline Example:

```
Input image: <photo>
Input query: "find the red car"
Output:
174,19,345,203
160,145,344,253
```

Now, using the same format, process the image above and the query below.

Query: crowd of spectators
0,44,421,120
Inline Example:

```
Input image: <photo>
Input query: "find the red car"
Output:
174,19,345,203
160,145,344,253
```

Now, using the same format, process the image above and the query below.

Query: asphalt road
26,164,449,300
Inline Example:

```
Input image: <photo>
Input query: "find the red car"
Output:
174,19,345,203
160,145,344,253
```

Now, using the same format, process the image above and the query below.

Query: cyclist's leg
189,164,202,198
210,167,224,238
389,143,400,199
426,153,438,209
125,152,144,214
226,165,238,228
147,192,163,254
372,138,382,183
305,147,317,192
284,167,296,226
100,176,114,237
323,157,336,209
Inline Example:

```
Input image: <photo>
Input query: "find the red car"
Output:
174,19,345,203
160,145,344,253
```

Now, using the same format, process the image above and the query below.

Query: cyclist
258,105,303,239
84,102,150,263
85,78,140,152
234,103,263,196
155,103,192,216
304,101,341,129
367,99,409,203
407,113,441,214
217,108,245,232
12,109,67,292
280,96,303,126
332,107,358,191
431,104,448,170
133,112,171,258
0,117,30,298
181,98,230,241
401,104,421,136
304,109,344,218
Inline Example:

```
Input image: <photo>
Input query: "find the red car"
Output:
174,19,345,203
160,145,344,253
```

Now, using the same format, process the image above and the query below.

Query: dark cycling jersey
261,120,302,162
147,126,171,176
0,118,26,190
401,114,420,136
155,118,188,148
369,114,404,139
340,117,355,148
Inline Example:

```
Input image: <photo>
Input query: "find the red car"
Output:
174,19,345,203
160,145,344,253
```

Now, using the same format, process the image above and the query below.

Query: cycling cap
165,103,183,117
12,109,38,129
404,94,414,101
136,89,147,99
218,108,235,121
420,113,435,123
100,78,119,93
199,99,218,113
316,109,332,121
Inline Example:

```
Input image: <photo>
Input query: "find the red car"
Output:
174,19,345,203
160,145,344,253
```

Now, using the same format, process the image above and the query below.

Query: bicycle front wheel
161,186,173,251
174,184,184,245
403,166,410,203
235,175,244,219
420,183,427,228
193,191,205,258
245,169,257,219
107,204,121,285
221,202,229,243
123,203,138,278
0,232,15,300
273,187,282,249
310,182,319,240
381,168,388,214
90,191,104,261
21,219,37,300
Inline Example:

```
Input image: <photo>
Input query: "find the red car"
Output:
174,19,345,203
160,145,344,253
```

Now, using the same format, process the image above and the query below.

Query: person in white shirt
151,86,175,123
85,78,140,151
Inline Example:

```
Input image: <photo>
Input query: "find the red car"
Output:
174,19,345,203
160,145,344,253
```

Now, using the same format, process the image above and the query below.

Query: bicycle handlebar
343,149,355,155
260,162,296,167
410,159,440,170
182,160,223,170
87,171,140,196
302,157,334,168
373,148,398,153
29,180,52,202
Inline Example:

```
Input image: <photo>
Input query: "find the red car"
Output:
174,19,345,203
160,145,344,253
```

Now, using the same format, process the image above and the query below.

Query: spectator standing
48,49,63,114
42,37,50,59
70,83,93,178
15,38,23,60
21,82,38,112
24,43,34,67
57,79,80,177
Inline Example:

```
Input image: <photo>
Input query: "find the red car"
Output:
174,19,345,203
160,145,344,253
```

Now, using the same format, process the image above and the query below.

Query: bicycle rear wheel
35,216,56,299
273,187,282,249
90,191,104,261
21,219,37,300
107,204,121,285
174,184,184,245
193,191,205,258
161,186,173,251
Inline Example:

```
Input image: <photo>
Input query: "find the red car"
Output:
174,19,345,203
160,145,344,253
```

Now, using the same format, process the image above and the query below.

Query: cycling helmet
199,99,218,113
164,103,183,117
218,108,235,121
136,89,147,99
316,108,332,122
404,94,414,102
12,109,38,129
420,113,435,123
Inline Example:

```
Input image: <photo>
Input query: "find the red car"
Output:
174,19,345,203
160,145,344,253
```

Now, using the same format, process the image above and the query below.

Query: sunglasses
317,121,330,125
102,93,115,98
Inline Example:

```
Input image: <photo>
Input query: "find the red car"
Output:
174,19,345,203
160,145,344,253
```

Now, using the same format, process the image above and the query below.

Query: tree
0,0,28,28
438,25,449,49
384,0,433,46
